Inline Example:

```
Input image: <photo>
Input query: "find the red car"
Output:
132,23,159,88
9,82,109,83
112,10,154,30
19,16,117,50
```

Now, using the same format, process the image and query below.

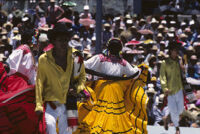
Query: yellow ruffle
74,65,149,134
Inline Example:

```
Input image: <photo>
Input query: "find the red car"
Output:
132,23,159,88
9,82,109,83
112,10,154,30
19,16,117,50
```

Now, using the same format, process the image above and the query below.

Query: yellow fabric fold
74,65,149,134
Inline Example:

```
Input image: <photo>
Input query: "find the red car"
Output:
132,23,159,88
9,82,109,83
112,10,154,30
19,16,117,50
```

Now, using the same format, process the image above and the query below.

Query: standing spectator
103,23,112,47
47,0,64,26
35,0,47,27
160,42,184,134
79,5,92,19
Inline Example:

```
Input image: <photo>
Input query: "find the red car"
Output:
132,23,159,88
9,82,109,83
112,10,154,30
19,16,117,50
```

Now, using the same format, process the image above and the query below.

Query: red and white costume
6,45,36,84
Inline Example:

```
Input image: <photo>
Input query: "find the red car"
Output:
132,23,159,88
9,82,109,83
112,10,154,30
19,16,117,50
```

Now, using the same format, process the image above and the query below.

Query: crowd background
0,0,200,129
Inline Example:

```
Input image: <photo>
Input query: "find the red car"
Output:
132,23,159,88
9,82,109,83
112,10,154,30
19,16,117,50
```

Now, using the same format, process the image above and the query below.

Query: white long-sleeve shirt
6,45,36,84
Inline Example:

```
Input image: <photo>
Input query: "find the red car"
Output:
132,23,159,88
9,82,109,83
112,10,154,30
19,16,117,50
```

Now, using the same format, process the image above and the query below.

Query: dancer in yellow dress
75,38,149,134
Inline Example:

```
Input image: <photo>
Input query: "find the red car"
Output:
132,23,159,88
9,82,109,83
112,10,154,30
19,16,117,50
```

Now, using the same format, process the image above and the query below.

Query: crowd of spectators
0,0,200,129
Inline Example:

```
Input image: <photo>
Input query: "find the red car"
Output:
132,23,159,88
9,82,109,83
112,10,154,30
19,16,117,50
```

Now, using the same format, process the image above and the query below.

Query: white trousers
45,103,72,134
167,90,184,127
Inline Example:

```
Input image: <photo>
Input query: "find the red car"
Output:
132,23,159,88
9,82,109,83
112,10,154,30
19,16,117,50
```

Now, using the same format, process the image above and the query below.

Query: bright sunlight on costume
74,38,149,134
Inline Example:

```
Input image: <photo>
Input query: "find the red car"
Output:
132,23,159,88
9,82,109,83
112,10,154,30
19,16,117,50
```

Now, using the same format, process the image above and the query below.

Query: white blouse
6,45,36,84
84,54,140,77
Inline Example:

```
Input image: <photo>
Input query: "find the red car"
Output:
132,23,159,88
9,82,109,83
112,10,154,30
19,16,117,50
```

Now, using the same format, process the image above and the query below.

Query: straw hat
184,28,191,33
181,22,186,26
190,55,197,60
157,33,163,38
114,17,120,22
1,35,7,40
0,43,5,48
125,14,131,19
119,26,124,30
188,104,199,111
40,0,46,3
39,24,51,31
144,39,155,45
83,49,92,58
156,94,165,104
186,46,194,51
131,25,136,29
180,33,188,39
104,23,111,27
138,46,144,50
22,17,29,22
164,27,168,33
91,36,96,41
1,29,7,35
73,34,80,40
50,0,55,2
158,51,166,57
158,25,164,29
169,27,175,32
189,20,195,25
167,33,175,38
170,21,176,25
39,33,48,42
140,18,145,23
151,76,157,81
146,87,157,94
83,5,89,10
13,27,19,34
151,18,158,24
3,22,13,29
0,53,6,62
160,41,165,45
126,19,133,24
161,20,167,25
89,24,95,29
152,45,158,50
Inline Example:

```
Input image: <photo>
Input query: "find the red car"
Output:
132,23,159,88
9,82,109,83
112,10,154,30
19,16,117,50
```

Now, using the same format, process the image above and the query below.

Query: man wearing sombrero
35,22,86,134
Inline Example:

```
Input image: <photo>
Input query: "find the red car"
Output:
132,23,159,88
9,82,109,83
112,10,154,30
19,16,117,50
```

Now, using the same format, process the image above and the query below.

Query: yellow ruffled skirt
74,66,149,134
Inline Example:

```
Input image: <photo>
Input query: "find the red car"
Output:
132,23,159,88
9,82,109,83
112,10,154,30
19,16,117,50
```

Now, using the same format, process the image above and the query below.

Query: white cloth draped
6,48,36,84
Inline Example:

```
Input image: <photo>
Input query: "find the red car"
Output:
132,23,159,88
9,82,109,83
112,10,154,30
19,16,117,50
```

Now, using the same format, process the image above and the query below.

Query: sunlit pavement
147,125,200,134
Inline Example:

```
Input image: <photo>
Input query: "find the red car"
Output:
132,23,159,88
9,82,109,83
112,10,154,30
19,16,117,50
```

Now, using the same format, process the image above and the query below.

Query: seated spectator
146,87,157,125
153,94,170,130
69,34,83,51
80,31,91,50
187,55,200,79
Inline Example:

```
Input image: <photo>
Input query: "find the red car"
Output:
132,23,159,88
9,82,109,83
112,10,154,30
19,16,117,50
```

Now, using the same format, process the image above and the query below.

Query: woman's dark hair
107,38,123,55
21,30,33,44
